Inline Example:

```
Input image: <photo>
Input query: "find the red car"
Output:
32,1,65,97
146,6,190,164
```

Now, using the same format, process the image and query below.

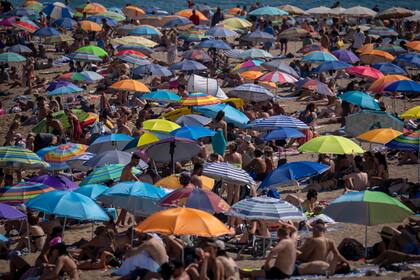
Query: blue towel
212,130,227,156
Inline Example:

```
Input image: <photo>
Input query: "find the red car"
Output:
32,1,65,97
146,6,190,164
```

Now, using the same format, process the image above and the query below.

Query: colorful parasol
0,182,54,205
178,93,221,106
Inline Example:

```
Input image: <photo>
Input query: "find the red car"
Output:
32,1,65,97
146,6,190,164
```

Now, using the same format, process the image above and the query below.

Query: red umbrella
12,21,38,33
115,50,146,58
301,79,335,96
346,66,384,80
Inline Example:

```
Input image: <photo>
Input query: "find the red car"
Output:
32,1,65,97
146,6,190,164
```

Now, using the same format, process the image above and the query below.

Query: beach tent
187,74,227,99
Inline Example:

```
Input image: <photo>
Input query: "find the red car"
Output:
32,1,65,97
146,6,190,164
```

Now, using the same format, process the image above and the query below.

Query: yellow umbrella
360,50,395,64
405,41,420,52
401,106,420,119
240,70,264,80
82,3,107,14
176,9,208,21
156,174,214,190
137,132,161,147
161,107,192,121
356,43,375,54
221,98,245,109
110,79,150,92
111,36,158,48
123,5,145,20
220,17,252,30
357,128,403,144
79,20,102,32
143,119,180,133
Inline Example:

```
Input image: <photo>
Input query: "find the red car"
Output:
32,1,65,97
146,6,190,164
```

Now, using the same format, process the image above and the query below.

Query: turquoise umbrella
0,52,26,62
338,91,381,111
47,84,84,96
170,126,215,140
303,51,338,63
193,104,250,127
142,90,181,102
74,184,108,199
249,6,288,16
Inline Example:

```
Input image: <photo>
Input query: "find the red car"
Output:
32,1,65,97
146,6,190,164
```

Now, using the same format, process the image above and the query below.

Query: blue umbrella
384,80,420,93
169,60,207,72
116,54,151,66
86,16,117,26
142,90,181,102
84,150,148,169
247,115,308,130
313,61,351,73
74,184,109,200
0,234,8,242
10,8,35,17
248,6,288,16
87,134,134,153
205,27,238,37
43,2,73,19
396,53,420,68
47,84,84,96
51,18,77,29
193,103,250,127
128,26,162,36
196,39,231,50
46,81,73,91
26,190,110,221
33,27,61,37
170,126,215,140
338,91,381,110
259,161,330,189
303,51,338,63
372,63,407,75
229,83,274,102
163,17,192,28
133,63,172,77
7,44,32,54
262,127,305,141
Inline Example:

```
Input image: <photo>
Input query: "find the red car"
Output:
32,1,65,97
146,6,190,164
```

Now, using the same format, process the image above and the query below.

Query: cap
206,239,225,250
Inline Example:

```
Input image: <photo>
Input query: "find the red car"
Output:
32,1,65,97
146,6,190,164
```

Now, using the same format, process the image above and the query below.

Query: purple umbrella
27,174,79,191
0,203,26,220
332,49,360,64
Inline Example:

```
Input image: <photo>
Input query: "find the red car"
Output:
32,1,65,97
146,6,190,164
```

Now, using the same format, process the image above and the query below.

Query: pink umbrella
259,71,298,84
301,79,335,96
0,17,16,27
346,66,384,80
12,21,38,33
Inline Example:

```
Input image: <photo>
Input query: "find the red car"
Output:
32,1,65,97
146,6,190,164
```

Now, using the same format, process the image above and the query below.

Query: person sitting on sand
15,214,46,253
343,161,369,191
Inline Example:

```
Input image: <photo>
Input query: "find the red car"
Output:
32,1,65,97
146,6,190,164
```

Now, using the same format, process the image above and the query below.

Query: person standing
65,109,82,143
189,10,200,25
351,28,365,50
211,7,224,27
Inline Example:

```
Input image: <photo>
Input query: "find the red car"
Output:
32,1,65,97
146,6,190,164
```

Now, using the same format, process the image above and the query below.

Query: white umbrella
306,6,332,15
343,6,377,17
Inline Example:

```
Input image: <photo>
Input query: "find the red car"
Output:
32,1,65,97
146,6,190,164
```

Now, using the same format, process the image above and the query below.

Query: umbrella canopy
229,83,274,102
298,135,364,154
0,203,26,220
27,175,79,191
76,45,107,58
116,50,146,58
0,182,54,205
86,15,118,26
193,103,249,127
406,41,420,52
123,5,145,19
170,126,215,140
332,49,360,64
376,45,406,55
67,52,102,62
116,54,150,66
357,128,403,144
368,75,410,92
178,93,221,106
134,64,172,77
338,91,381,110
239,48,273,59
300,79,335,96
110,79,150,92
343,6,377,17
42,2,73,19
303,51,338,63
221,17,252,30
258,71,298,84
84,150,146,168
74,184,108,200
145,137,201,163
182,49,210,62
323,190,413,225
0,146,49,169
231,59,263,73
47,84,84,96
26,190,109,221
159,188,229,214
87,134,134,154
100,181,166,199
196,39,231,50
306,6,332,15
345,111,404,137
0,52,26,63
7,44,32,54
169,60,207,72
249,6,288,16
51,18,77,29
129,25,162,36
259,161,330,189
242,30,275,43
386,131,420,152
112,36,158,48
247,115,308,130
142,90,181,102
360,50,395,64
80,164,142,186
32,109,88,134
396,53,420,68
143,119,180,133
176,114,212,127
66,71,104,82
384,80,420,93
80,3,107,14
203,162,255,185
205,27,238,37
346,66,384,80
229,196,305,221
372,63,407,75
262,128,305,141
278,27,309,40
44,143,87,165
313,61,351,73
66,152,95,171
156,174,214,190
279,5,307,15
298,44,326,54
377,7,414,19
33,27,60,37
261,60,299,78
369,28,399,37
136,207,231,237
162,16,192,28
401,106,420,119
79,20,102,32
176,9,208,21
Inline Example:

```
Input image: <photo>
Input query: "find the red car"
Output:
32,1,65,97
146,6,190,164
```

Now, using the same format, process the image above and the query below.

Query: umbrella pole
91,223,94,240
364,225,368,258
62,217,67,241
25,212,31,252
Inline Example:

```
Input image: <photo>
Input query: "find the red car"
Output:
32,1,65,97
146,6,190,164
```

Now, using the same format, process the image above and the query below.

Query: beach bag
338,238,365,261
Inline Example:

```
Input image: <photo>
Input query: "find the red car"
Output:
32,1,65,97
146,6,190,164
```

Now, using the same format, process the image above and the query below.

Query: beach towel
212,130,227,156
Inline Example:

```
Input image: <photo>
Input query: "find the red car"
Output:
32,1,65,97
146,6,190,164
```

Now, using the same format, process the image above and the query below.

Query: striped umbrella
229,83,274,102
178,93,220,107
44,143,88,165
0,52,26,63
115,50,146,58
258,71,298,84
0,182,54,205
229,196,305,221
0,147,49,169
12,21,38,33
42,2,73,20
203,162,255,185
231,59,263,73
116,54,150,66
386,131,420,152
80,164,142,186
67,52,102,62
247,115,308,130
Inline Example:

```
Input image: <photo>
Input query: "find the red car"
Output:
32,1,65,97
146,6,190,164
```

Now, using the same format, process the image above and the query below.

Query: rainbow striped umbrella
44,143,88,165
80,164,142,186
178,93,221,107
0,182,54,205
386,130,420,152
0,147,49,169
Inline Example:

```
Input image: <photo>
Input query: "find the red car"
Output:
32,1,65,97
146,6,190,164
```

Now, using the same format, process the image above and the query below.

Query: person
65,108,82,142
190,163,204,188
45,113,65,143
245,149,267,182
299,103,317,126
343,161,369,191
224,143,242,205
189,10,200,25
40,242,79,280
351,28,365,50
167,29,178,65
199,240,225,280
16,215,46,253
302,189,318,213
319,30,330,50
211,110,228,141
211,7,224,27
212,240,240,280
278,20,289,54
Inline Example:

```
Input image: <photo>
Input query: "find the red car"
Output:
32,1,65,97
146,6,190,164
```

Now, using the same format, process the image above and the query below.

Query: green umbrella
0,147,49,169
0,52,26,63
32,109,89,133
80,164,142,185
76,45,108,58
98,11,126,21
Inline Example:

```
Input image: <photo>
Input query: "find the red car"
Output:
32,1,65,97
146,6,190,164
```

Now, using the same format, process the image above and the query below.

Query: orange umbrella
176,9,208,21
136,207,231,237
357,128,402,144
368,75,411,92
406,41,420,52
226,7,243,15
82,3,107,14
123,5,145,20
110,79,150,92
79,20,102,32
360,50,395,64
240,70,264,80
356,43,375,54
156,174,214,190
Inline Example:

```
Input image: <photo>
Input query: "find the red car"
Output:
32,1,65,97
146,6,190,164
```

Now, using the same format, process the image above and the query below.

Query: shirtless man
46,113,65,143
117,117,132,136
245,149,267,182
224,143,242,205
241,224,297,279
297,220,350,275
190,163,204,188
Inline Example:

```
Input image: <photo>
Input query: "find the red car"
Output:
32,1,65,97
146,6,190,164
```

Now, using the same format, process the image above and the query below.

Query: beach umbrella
136,207,230,237
47,80,78,91
242,30,275,43
229,83,274,102
240,70,264,81
0,16,16,27
369,28,399,37
145,7,168,15
12,20,39,33
313,61,351,73
76,45,107,58
133,64,171,76
116,54,150,65
193,104,249,127
123,133,168,152
51,18,77,29
303,51,337,63
372,63,407,75
376,45,406,55
142,90,181,102
44,34,74,43
248,6,288,16
226,7,242,15
79,20,102,32
143,119,180,133
42,143,87,167
377,7,414,19
384,80,420,93
229,196,305,221
156,174,214,190
86,15,117,26
220,17,252,30
7,44,32,54
100,181,165,199
338,91,381,110
298,44,326,54
205,26,238,37
162,16,192,28
179,32,209,43
42,2,73,20
357,43,375,54
196,39,231,50
47,84,84,96
406,41,420,52
343,6,377,17
110,79,150,92
258,71,298,84
87,134,134,154
112,36,158,48
0,203,26,220
248,115,308,130
169,60,207,72
182,49,211,62
176,114,212,127
298,135,364,154
360,50,395,64
239,48,273,59
260,161,330,189
278,27,309,40
345,110,404,137
368,75,410,92
74,184,108,200
170,126,215,140
176,9,208,21
300,79,335,96
80,164,142,186
66,152,95,171
33,27,60,37
231,59,263,73
98,11,126,21
332,49,360,64
145,137,201,166
67,71,104,82
0,182,54,205
178,93,221,106
32,109,89,134
346,66,384,80
262,128,304,141
128,25,161,36
306,6,332,15
160,188,229,214
386,130,420,152
79,2,107,14
279,5,307,15
401,106,420,119
67,52,102,62
27,175,78,191
203,162,255,185
0,52,26,63
26,190,109,221
84,150,135,168
0,147,49,169
396,53,420,68
122,5,145,20
261,60,299,78
357,128,403,144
